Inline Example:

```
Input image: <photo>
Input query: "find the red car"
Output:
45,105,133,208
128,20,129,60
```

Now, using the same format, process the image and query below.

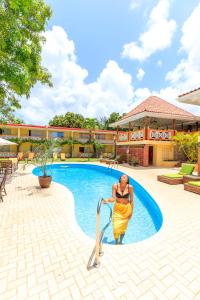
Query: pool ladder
87,198,112,270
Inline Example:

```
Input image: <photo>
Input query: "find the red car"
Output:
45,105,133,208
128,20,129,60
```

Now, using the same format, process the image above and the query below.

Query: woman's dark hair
119,174,129,184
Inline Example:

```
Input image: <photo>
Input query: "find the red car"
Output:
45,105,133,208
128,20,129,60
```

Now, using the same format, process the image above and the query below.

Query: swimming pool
33,164,163,244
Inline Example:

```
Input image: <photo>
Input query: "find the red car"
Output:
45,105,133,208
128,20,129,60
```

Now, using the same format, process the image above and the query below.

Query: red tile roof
178,87,200,98
0,123,117,133
122,96,196,120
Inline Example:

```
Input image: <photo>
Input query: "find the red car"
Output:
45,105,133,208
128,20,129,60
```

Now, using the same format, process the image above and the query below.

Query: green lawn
18,157,100,164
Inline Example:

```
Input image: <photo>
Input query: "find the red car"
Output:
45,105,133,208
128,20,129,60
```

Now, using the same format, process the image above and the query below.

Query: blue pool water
33,164,163,244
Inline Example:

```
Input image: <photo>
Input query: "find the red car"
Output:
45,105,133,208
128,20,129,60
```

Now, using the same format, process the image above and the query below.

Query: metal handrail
87,198,112,270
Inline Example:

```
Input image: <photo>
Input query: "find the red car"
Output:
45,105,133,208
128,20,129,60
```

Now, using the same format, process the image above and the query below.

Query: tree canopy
0,0,52,122
48,111,123,129
49,112,85,128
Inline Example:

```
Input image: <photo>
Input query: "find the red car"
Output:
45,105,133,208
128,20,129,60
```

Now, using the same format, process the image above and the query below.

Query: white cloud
136,68,145,80
122,0,176,61
17,26,134,124
166,2,200,93
157,60,163,67
130,0,140,10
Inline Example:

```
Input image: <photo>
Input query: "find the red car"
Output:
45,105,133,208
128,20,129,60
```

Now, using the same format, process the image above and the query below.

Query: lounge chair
184,181,200,195
27,152,34,162
157,163,195,185
17,152,24,161
60,153,66,161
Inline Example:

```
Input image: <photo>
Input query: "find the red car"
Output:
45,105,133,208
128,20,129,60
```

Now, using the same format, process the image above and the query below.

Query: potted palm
34,140,58,188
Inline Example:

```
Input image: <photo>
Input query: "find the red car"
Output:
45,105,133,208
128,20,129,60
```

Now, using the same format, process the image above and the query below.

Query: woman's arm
103,184,116,203
129,185,134,218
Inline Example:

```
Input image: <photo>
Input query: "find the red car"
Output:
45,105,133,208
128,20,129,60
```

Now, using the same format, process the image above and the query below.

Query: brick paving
0,163,200,300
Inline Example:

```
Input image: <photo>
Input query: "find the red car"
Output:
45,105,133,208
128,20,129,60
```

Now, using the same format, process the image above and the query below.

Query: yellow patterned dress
112,201,132,240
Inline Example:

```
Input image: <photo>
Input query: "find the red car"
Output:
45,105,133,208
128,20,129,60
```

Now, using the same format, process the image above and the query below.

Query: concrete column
128,122,131,141
117,126,119,142
143,145,149,167
17,127,20,138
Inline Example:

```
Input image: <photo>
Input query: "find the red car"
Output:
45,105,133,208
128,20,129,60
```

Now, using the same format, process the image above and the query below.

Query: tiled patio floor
0,163,200,300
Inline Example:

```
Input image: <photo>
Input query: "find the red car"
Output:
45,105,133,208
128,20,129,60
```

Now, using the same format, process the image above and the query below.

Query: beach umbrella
0,138,17,146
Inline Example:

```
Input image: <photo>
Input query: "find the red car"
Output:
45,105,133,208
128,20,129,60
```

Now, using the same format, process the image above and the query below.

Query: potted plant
34,140,59,188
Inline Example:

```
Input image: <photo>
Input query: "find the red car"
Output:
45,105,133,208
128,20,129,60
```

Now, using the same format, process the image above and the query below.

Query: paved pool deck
0,162,200,300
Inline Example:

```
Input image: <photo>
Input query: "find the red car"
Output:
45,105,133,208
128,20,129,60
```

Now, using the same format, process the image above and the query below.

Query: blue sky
46,0,199,88
17,0,200,124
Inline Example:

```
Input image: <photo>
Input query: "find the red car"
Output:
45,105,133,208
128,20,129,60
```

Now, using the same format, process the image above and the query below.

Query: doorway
149,146,154,165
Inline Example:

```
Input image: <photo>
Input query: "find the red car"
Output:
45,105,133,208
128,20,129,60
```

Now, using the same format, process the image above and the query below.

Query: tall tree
106,112,121,127
83,118,100,130
0,0,52,122
98,112,122,129
49,112,85,128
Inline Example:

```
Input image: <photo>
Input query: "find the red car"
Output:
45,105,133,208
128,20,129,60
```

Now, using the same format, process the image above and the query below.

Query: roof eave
110,111,198,127
178,90,200,105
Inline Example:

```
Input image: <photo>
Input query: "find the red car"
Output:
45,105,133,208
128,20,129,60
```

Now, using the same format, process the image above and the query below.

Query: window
95,134,105,140
51,132,64,138
0,146,10,152
80,133,90,139
29,130,45,137
2,128,11,135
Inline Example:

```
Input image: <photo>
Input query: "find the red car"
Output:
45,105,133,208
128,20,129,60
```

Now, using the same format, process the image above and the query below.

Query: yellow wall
105,133,114,141
61,144,71,153
73,132,81,140
103,145,114,153
153,144,176,167
19,142,31,154
64,131,72,139
20,128,29,137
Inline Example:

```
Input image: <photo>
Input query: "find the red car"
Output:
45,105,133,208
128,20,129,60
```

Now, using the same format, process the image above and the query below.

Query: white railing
148,129,175,140
0,135,45,140
96,139,113,144
130,129,144,141
118,132,129,142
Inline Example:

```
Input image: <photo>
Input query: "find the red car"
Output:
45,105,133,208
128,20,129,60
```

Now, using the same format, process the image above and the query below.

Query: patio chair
17,152,24,161
157,163,195,185
60,153,66,161
0,168,8,202
0,160,13,174
184,181,200,195
27,152,35,162
9,158,18,172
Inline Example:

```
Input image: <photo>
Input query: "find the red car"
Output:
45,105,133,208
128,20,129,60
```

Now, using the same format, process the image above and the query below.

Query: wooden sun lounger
184,183,200,195
157,175,183,185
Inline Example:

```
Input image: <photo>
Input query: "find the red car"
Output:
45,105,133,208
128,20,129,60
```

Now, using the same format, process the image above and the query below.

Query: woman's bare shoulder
129,184,134,190
113,183,118,189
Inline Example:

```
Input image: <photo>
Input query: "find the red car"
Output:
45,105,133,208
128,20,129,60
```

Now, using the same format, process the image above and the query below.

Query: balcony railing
117,128,176,142
95,139,113,144
0,134,45,140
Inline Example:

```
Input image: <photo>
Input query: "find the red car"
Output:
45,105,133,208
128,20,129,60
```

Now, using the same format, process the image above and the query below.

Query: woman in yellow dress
103,174,134,244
